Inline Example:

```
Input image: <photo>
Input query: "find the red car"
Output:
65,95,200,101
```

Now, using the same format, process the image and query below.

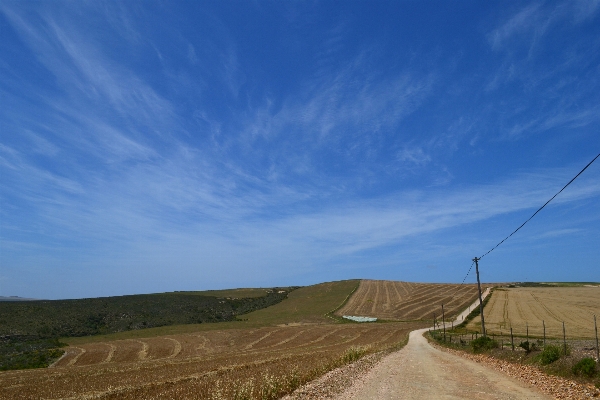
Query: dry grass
336,280,482,321
0,323,424,399
467,287,600,338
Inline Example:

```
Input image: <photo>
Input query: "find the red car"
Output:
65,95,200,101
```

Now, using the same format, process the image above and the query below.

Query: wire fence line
430,314,600,361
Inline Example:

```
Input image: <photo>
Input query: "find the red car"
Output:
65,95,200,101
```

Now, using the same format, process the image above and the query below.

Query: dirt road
334,287,551,399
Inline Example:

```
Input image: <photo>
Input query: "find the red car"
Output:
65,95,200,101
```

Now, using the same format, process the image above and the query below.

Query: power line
450,152,599,303
479,152,600,260
449,260,474,301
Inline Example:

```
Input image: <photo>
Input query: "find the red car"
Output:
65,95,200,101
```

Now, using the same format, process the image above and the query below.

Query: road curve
334,288,551,399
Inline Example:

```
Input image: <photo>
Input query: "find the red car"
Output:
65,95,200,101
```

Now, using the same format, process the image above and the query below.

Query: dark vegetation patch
0,336,67,370
0,288,296,370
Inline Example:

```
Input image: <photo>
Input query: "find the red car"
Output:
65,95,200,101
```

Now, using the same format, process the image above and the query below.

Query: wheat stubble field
0,280,433,399
467,286,600,338
336,279,482,321
0,279,501,399
0,323,426,399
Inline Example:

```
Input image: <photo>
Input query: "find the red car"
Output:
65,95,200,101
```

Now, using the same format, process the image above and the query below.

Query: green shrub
572,357,597,377
518,341,537,354
470,336,498,353
341,346,368,363
539,344,561,365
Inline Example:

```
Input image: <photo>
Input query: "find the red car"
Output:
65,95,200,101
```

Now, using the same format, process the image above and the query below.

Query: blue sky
1,1,600,299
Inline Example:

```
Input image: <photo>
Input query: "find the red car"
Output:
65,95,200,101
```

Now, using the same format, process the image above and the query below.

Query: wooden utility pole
473,257,486,337
594,315,599,361
442,304,446,342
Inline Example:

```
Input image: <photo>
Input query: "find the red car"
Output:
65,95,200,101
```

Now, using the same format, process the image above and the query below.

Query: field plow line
128,339,149,360
66,347,86,366
267,329,310,349
102,344,116,364
165,337,182,358
244,329,279,350
294,328,343,348
372,282,381,314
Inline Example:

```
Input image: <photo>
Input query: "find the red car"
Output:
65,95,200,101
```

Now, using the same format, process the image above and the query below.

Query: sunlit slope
66,280,359,344
242,279,359,325
336,279,481,321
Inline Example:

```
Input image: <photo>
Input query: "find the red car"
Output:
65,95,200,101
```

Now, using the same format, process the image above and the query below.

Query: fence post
543,320,546,348
562,321,567,355
511,327,514,351
595,315,599,361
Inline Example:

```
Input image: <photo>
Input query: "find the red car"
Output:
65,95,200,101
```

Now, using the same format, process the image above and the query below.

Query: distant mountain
0,296,38,301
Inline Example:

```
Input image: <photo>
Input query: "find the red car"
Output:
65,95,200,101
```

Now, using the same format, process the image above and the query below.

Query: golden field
0,323,425,399
0,280,432,399
336,280,482,321
2,278,514,399
467,286,600,338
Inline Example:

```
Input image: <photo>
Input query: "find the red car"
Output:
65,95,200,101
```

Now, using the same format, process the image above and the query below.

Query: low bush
470,336,498,353
572,357,597,377
341,346,369,363
518,341,537,354
538,344,561,365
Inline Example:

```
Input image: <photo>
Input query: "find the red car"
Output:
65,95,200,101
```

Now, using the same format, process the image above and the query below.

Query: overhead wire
478,151,600,260
449,151,600,303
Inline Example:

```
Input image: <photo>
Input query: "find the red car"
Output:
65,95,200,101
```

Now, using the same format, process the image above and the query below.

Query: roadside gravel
282,352,385,399
435,344,600,399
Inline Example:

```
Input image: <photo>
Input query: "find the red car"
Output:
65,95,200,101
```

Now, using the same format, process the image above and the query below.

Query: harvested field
0,322,425,399
336,280,482,321
467,287,600,338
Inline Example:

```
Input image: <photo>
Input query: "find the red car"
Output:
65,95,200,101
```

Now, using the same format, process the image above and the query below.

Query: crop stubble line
297,328,343,347
357,281,375,315
102,344,117,364
268,329,310,349
391,281,403,301
244,329,279,350
131,340,149,360
383,281,392,311
66,347,86,366
165,338,182,358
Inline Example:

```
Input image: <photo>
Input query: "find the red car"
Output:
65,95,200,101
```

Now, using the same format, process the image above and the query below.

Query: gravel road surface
333,327,551,399
330,287,551,399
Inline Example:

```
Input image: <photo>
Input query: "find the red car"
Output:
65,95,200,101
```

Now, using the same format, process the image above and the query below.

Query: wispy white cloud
397,146,431,166
489,4,544,51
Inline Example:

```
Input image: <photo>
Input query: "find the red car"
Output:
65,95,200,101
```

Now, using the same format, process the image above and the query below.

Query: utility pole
442,304,446,342
473,257,486,337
